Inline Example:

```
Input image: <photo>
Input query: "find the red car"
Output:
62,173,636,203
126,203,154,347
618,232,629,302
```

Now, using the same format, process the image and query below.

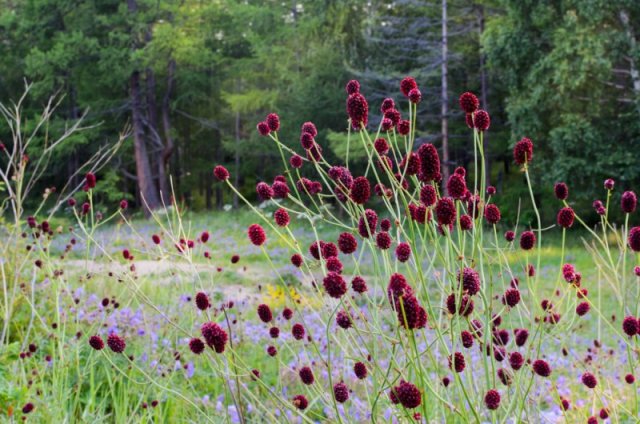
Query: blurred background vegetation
1,0,639,226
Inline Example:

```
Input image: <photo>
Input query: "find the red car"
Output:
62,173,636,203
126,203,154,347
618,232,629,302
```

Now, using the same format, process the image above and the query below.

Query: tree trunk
478,5,490,187
234,108,240,209
619,10,640,116
160,59,176,202
145,65,168,204
131,70,161,216
441,0,450,191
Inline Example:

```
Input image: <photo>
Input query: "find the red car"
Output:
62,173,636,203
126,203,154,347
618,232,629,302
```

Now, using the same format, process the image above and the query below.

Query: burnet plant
206,78,640,422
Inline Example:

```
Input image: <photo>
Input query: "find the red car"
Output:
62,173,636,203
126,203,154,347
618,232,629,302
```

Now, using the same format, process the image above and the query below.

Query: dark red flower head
460,214,473,230
449,351,466,373
323,272,347,298
85,172,97,189
628,227,640,252
509,351,524,370
458,267,481,295
408,88,422,104
473,110,490,131
213,165,230,181
446,293,474,316
201,322,228,353
256,182,273,200
350,176,371,204
22,403,34,414
347,93,369,129
554,182,568,200
257,304,273,323
346,79,360,95
504,231,515,242
513,138,533,165
272,181,290,199
557,207,575,228
397,119,411,135
336,310,353,329
400,77,418,97
447,174,467,199
604,178,615,190
376,232,392,250
333,382,350,403
581,372,597,389
266,113,280,132
292,323,305,340
396,294,427,329
395,242,411,263
107,334,126,353
622,315,639,336
292,394,308,410
337,232,358,254
381,98,395,112
354,361,367,379
484,204,501,225
289,154,303,169
417,143,441,183
576,301,590,316
274,208,290,227
519,230,536,250
358,209,378,238
384,109,401,126
532,359,551,377
502,288,521,307
435,197,456,226
484,389,501,410
89,335,104,350
257,121,270,136
622,191,637,213
301,121,317,137
351,276,368,293
459,92,479,113
420,185,437,206
189,338,205,354
195,292,210,310
247,224,266,246
394,380,421,408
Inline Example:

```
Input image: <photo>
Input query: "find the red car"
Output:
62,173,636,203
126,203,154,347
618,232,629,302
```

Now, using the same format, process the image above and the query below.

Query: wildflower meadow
1,75,639,424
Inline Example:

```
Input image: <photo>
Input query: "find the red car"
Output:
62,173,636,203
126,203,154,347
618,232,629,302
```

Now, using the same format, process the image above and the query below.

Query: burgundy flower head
435,197,456,226
473,110,490,131
266,113,280,132
628,227,640,252
257,304,273,323
576,301,590,316
622,191,637,213
257,121,270,136
581,372,597,389
449,351,466,373
381,98,395,112
336,310,353,329
354,361,367,379
622,315,639,336
351,276,368,293
458,267,481,295
345,79,360,95
256,182,273,200
509,351,524,370
460,214,473,231
554,182,568,200
397,119,411,135
400,77,418,97
347,93,369,129
350,176,371,204
247,224,266,246
333,382,350,403
337,232,358,254
89,335,104,350
513,138,533,165
395,242,411,263
417,143,440,182
447,174,467,199
323,272,347,298
107,334,126,353
376,232,392,250
299,366,314,385
557,207,575,228
408,88,422,104
213,165,230,181
420,185,437,206
604,178,615,190
289,154,303,169
358,209,378,238
532,359,551,377
292,323,305,340
274,208,290,227
394,380,421,408
484,204,501,225
519,231,536,250
201,322,228,353
459,92,479,113
301,122,317,137
484,389,501,410
85,172,97,189
374,138,389,155
505,231,515,242
195,292,210,311
189,338,205,354
282,308,293,319
292,395,308,410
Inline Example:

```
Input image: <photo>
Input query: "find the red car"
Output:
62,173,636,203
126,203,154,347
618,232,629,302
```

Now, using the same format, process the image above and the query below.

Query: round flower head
375,232,392,250
408,88,422,104
85,172,97,189
395,242,411,262
257,304,273,323
625,374,635,384
326,256,343,273
292,323,305,340
473,110,490,131
89,335,104,350
461,330,474,348
628,227,640,252
459,92,479,113
576,301,590,316
397,119,411,135
604,178,615,190
267,345,277,356
373,138,389,155
337,232,358,254
557,207,575,228
323,272,347,298
498,368,513,386
292,394,308,410
622,190,637,213
300,132,314,149
269,326,280,338
358,209,378,238
201,322,228,353
350,176,371,204
301,121,317,137
299,366,314,385
273,208,290,227
504,230,514,242
635,266,640,276
400,77,418,97
107,334,126,353
381,118,394,131
458,267,481,295
247,224,266,246
387,273,413,304
436,197,456,226
420,185,437,206
484,389,501,410
509,351,524,370
446,293,474,316
266,113,280,132
532,359,551,377
289,154,303,168
417,143,441,182
581,372,597,389
22,403,34,414
394,380,421,409
519,230,536,250
514,329,529,347
321,242,338,259
381,98,395,112
195,292,210,311
351,276,368,293
484,204,501,225
384,108,401,126
336,310,353,329
213,165,230,181
291,254,303,267
345,79,360,95
396,294,427,329
257,121,270,136
449,351,466,373
333,382,350,403
272,181,290,199
554,182,568,200
622,315,639,336
400,152,420,175
447,174,467,199
354,361,367,379
502,288,521,307
346,92,369,129
513,138,533,165
189,338,205,354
